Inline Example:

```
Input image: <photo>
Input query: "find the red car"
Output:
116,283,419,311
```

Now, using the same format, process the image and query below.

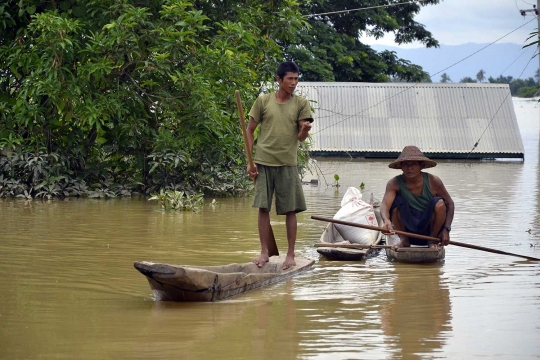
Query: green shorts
252,164,307,215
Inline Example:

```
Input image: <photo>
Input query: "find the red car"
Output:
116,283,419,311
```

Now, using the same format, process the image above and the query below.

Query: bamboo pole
234,90,255,172
311,215,540,262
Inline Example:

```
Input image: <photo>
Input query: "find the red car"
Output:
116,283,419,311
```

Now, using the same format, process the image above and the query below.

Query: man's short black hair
276,61,300,80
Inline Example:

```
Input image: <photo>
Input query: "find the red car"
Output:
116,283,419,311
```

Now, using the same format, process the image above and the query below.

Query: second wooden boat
316,203,383,261
134,256,315,302
385,243,445,263
316,223,384,260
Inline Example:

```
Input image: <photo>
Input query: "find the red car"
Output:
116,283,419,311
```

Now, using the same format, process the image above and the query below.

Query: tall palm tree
476,69,486,83
440,73,452,83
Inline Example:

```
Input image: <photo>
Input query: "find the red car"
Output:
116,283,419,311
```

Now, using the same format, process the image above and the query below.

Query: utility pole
519,0,540,81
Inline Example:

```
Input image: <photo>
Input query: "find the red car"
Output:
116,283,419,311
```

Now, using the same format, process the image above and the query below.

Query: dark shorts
391,195,443,246
252,164,307,215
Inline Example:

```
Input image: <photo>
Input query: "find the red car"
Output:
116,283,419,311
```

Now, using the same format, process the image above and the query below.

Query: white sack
385,233,401,246
333,187,378,245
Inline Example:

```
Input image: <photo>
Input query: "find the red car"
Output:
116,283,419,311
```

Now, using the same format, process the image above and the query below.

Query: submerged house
296,82,524,160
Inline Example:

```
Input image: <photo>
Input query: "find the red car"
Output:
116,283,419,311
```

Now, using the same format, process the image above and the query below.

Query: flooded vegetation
1,98,539,359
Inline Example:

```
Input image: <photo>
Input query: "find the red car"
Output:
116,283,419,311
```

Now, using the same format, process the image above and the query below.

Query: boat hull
134,256,314,302
385,246,445,263
316,245,376,261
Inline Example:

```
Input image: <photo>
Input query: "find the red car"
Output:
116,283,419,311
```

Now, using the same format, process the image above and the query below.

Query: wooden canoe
385,246,445,263
134,256,315,302
384,230,445,263
316,223,384,260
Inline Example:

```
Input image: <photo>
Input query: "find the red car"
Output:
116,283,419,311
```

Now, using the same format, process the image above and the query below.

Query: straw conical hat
388,146,437,169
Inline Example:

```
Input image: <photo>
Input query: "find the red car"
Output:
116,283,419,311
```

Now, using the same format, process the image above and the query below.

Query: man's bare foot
429,242,442,249
252,254,269,268
392,238,411,250
391,236,410,250
282,255,296,270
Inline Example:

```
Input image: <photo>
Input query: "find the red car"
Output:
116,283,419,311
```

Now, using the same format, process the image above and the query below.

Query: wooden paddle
235,90,256,183
311,215,540,261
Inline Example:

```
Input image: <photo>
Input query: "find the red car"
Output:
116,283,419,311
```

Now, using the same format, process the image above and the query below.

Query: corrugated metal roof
296,82,524,159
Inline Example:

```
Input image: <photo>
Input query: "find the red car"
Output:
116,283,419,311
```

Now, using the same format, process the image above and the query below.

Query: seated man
380,146,454,249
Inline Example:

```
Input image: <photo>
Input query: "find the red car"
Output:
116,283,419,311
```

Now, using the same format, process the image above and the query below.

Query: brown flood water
1,98,539,359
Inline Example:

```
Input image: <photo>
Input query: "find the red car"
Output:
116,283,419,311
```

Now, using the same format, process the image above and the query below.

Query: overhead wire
499,45,535,76
427,17,537,79
303,0,428,18
467,48,539,158
312,16,539,135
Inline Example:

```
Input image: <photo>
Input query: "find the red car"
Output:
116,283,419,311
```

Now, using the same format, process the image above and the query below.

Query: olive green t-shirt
248,93,312,166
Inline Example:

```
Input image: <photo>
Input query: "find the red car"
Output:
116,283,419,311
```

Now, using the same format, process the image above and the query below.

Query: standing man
246,61,313,270
380,146,455,249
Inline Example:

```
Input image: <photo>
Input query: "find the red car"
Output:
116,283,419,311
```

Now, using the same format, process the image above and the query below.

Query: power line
467,49,539,158
428,17,537,79
517,0,537,11
312,16,538,135
499,45,535,76
303,0,429,18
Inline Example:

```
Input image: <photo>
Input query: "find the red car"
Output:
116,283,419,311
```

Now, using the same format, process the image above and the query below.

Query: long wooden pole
311,215,540,262
235,90,255,171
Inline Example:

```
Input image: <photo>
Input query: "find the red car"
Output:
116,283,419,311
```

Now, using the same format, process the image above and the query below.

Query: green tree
517,86,539,97
460,76,476,83
509,77,537,96
284,0,441,82
0,0,307,197
476,69,486,83
522,29,540,97
488,75,514,84
440,73,452,83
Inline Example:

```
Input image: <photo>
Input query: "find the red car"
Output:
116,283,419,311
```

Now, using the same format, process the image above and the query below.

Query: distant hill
371,43,538,83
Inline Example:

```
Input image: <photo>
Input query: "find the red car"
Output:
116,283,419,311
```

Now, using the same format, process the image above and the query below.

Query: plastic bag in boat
333,187,378,245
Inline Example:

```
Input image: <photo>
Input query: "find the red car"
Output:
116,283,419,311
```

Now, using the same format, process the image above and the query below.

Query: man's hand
299,120,312,132
382,219,395,235
247,163,258,180
438,228,450,246
297,120,312,141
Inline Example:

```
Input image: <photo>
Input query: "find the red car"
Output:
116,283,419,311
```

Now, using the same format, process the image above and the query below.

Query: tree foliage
439,73,451,83
476,69,486,83
0,0,444,199
459,77,476,83
285,0,440,82
0,0,307,198
453,68,537,96
521,29,539,97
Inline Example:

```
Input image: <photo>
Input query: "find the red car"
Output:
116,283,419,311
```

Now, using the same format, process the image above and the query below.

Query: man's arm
297,119,312,142
430,175,455,229
380,178,399,233
246,117,259,179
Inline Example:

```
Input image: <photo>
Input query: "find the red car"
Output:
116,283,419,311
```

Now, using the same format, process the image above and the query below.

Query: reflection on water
379,265,451,359
1,98,539,359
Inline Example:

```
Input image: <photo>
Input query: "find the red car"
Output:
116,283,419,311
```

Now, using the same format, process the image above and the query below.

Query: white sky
360,0,540,48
